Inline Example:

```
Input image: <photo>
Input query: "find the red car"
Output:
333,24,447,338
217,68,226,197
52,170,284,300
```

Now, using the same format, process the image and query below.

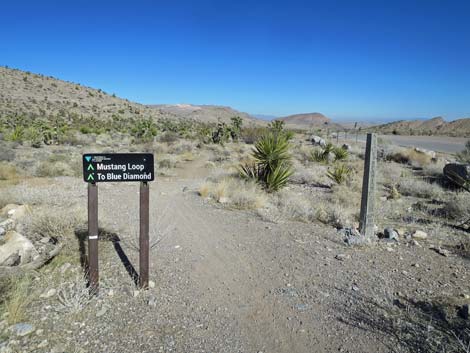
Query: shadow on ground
334,287,470,353
75,227,139,286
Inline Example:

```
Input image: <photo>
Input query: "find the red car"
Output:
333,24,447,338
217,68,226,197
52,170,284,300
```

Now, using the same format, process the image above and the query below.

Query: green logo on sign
85,156,92,162
87,164,95,171
87,174,95,181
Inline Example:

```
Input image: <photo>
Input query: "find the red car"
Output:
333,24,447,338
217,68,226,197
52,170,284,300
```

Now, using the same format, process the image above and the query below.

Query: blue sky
1,0,469,121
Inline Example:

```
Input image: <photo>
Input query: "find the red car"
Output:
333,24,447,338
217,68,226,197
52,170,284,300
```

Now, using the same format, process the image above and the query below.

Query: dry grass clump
389,148,432,167
0,162,18,181
442,192,470,220
274,191,316,222
3,274,34,325
290,164,330,186
316,202,354,229
198,178,267,210
398,178,443,199
157,154,178,169
29,208,84,241
35,160,75,177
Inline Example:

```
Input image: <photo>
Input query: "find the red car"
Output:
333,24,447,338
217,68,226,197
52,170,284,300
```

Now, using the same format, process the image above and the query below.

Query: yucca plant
239,132,293,191
327,164,352,185
333,147,349,161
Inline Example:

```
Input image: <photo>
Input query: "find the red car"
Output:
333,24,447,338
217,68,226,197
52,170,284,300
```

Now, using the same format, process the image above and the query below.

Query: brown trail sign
83,153,155,294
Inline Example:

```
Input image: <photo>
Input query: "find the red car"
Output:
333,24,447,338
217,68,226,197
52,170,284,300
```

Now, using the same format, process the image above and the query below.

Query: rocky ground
1,148,469,353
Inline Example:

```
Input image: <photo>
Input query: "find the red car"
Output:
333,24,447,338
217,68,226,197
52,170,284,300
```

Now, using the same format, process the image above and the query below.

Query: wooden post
139,182,150,289
87,183,99,295
359,133,377,238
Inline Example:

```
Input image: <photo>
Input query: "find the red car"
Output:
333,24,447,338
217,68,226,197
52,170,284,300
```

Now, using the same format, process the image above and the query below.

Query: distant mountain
278,112,345,131
149,104,257,123
0,66,261,125
280,112,331,125
252,114,278,121
368,116,470,137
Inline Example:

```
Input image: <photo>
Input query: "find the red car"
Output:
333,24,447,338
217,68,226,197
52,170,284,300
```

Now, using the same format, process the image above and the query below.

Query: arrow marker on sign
87,174,95,181
85,156,92,162
87,164,95,171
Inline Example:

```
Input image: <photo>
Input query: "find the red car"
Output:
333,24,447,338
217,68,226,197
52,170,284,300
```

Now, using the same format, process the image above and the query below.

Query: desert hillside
279,112,345,130
150,104,256,123
368,116,470,137
0,66,256,124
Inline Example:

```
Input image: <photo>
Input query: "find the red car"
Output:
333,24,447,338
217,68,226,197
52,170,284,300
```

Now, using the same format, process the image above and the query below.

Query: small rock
0,227,5,237
108,289,114,297
384,227,399,241
133,290,140,297
335,254,348,261
40,288,56,299
0,231,39,266
430,246,450,257
96,307,107,318
40,237,51,244
182,186,188,192
294,303,308,312
10,323,34,336
35,329,44,336
352,285,359,291
412,230,428,240
148,295,157,307
218,197,230,204
148,280,155,289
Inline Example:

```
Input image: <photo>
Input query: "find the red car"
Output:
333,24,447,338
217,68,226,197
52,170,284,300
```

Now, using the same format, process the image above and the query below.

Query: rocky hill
279,112,345,130
150,104,256,123
368,116,470,137
0,66,256,124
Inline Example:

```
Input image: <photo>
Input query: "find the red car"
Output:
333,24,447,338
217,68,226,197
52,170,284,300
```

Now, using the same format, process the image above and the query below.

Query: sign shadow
75,228,139,287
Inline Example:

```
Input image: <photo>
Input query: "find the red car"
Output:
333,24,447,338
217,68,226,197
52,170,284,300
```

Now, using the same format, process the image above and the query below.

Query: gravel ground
2,156,469,353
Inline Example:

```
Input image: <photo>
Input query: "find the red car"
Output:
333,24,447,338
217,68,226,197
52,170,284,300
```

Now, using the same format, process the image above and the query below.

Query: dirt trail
22,152,467,353
88,153,391,353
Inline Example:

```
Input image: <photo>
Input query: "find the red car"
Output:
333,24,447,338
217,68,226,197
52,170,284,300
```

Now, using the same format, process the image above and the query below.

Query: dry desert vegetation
0,67,470,353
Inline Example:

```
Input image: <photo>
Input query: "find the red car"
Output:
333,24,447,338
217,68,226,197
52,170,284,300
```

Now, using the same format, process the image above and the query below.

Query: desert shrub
457,140,470,163
229,116,243,141
130,118,158,142
316,202,353,228
35,161,75,177
327,164,352,185
398,178,443,199
159,131,179,144
157,155,178,169
239,132,293,192
241,126,269,144
29,209,82,241
23,127,43,147
442,192,470,220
